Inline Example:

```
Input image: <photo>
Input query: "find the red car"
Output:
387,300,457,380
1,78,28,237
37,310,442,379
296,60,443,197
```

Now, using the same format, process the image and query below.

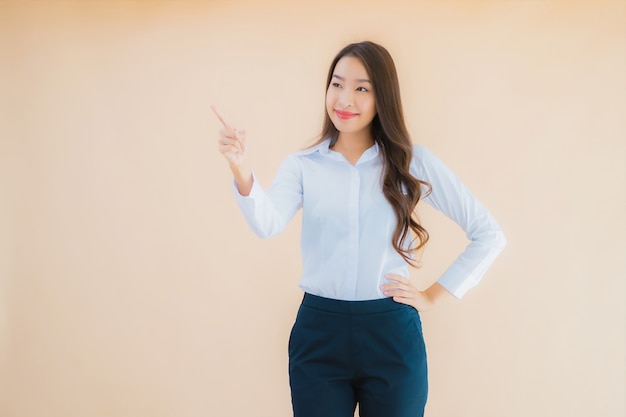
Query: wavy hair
312,41,431,265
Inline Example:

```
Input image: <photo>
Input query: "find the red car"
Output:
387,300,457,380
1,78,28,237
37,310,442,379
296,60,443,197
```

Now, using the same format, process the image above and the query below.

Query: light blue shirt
234,139,506,301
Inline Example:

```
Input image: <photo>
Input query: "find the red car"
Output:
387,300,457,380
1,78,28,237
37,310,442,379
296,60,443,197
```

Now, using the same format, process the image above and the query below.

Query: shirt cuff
232,171,261,200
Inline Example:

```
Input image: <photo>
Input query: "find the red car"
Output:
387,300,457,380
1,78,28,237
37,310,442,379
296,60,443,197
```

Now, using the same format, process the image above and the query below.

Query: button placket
347,166,360,298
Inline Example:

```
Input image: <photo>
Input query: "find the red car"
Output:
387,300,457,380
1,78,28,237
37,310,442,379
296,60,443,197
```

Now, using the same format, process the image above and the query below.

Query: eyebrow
332,74,371,84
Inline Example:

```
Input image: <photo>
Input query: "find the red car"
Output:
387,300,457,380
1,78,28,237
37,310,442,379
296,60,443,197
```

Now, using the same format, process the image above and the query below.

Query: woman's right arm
213,106,302,238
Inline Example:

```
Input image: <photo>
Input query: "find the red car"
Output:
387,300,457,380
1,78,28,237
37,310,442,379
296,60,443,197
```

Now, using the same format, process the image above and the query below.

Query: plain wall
1,1,624,416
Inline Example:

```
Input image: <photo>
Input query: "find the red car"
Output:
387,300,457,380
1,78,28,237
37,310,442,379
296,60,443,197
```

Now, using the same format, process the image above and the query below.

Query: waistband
302,292,410,314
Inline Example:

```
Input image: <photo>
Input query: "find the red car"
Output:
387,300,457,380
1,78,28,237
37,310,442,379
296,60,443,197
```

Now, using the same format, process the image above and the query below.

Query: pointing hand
211,105,247,167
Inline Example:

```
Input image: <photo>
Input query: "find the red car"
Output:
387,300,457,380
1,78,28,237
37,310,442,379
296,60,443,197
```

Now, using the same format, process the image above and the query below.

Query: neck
331,131,375,165
333,131,374,153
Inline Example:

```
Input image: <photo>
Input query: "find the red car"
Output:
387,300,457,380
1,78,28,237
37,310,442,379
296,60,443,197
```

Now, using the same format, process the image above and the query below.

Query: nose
338,89,354,108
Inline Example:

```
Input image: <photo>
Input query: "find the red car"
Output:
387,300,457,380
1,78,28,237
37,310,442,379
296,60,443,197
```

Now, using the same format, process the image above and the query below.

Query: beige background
1,1,624,416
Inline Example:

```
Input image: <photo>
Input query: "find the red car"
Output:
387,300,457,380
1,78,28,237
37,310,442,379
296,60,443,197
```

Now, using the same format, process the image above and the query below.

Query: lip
335,110,359,120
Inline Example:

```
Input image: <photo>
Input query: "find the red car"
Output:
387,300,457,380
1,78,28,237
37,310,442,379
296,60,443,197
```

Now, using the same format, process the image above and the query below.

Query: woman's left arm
381,146,506,309
414,145,507,299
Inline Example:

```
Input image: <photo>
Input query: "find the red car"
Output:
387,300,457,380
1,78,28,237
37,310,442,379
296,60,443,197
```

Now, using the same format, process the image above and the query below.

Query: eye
331,82,342,88
356,86,369,92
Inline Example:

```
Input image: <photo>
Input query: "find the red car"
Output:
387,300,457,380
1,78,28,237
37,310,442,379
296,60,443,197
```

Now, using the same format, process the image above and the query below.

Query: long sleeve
412,146,507,299
233,155,303,239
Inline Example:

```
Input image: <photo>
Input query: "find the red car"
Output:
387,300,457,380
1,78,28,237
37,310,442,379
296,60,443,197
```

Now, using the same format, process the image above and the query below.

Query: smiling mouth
335,110,359,120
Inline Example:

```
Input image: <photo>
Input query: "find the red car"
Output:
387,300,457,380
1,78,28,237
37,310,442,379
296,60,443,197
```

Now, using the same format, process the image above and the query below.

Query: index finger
210,105,233,129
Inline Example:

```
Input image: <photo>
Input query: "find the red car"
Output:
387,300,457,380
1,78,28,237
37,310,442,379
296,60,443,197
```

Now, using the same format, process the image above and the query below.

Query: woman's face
325,56,377,137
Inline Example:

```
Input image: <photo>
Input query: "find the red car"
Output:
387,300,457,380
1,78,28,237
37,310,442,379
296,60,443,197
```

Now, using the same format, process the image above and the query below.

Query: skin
212,105,253,196
212,56,453,311
325,56,377,165
380,275,452,312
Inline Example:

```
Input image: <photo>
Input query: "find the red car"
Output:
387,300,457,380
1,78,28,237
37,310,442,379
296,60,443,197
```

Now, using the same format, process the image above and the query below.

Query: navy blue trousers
288,293,428,417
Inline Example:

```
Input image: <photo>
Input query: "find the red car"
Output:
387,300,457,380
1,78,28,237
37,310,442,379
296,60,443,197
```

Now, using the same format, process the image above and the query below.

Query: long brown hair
313,41,431,266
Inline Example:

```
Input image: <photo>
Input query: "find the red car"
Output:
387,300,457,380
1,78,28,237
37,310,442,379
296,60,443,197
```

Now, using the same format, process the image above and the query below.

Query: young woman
213,41,506,417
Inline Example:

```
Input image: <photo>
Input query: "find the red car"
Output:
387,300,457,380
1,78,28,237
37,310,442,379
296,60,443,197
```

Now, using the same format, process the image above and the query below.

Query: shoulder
410,144,456,185
276,139,330,174
411,143,437,161
410,144,436,174
281,139,330,165
291,139,330,158
411,144,426,160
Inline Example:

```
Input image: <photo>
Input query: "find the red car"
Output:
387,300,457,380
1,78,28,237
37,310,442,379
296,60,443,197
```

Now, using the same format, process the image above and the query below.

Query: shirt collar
318,138,380,165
